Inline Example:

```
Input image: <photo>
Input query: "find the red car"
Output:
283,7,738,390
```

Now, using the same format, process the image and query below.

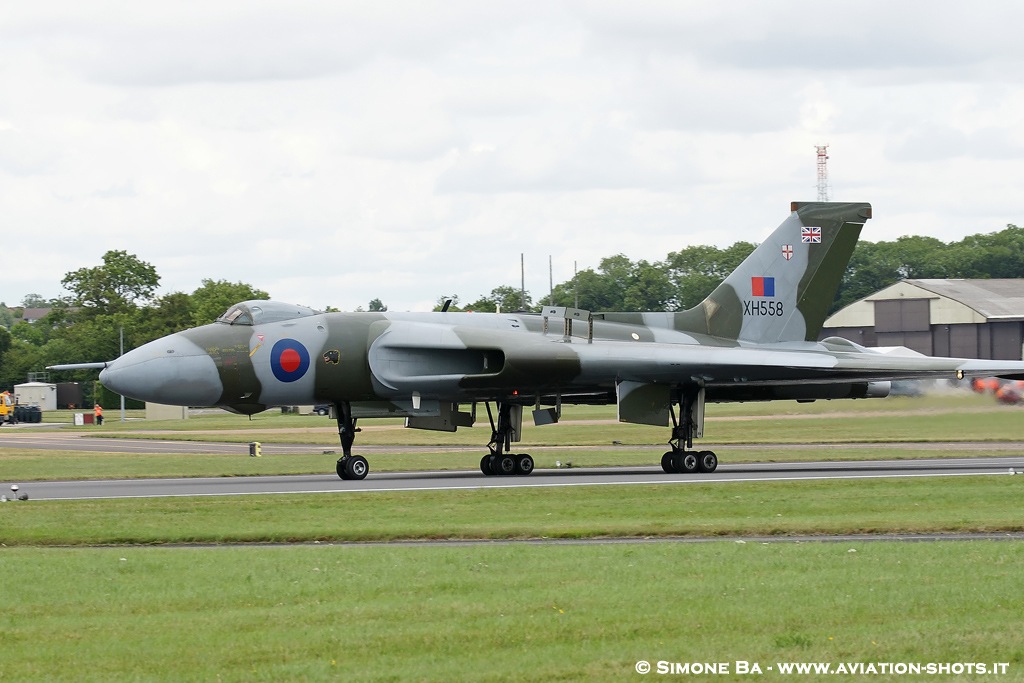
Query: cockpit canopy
216,300,320,326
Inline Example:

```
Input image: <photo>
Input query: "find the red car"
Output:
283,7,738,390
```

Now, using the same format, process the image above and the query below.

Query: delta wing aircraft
51,202,1024,480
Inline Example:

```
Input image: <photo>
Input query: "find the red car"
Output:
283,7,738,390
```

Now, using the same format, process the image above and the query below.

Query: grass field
2,390,1024,680
2,541,1023,681
5,442,1024,482
4,476,1024,545
3,391,1022,482
37,392,1024,447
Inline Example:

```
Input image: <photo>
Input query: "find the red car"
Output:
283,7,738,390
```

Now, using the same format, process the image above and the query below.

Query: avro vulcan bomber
52,202,1024,480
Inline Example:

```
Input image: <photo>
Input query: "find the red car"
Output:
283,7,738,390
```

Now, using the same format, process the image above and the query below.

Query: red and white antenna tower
815,144,830,201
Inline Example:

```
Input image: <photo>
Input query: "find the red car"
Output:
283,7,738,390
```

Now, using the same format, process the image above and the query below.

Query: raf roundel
270,339,311,383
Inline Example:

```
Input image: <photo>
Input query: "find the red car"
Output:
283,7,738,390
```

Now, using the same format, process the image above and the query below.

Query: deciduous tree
60,251,159,315
190,279,270,326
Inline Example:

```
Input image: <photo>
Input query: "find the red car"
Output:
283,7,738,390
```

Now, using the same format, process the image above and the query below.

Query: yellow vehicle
0,391,15,425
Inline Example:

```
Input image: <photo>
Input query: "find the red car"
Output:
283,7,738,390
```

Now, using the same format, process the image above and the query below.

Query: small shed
14,382,58,411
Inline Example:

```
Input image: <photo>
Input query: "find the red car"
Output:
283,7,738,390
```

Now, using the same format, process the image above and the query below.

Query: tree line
0,251,269,398
445,224,1024,315
2,223,1022,399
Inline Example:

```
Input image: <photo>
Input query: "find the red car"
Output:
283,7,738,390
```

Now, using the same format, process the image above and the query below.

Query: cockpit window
216,301,320,326
217,305,254,325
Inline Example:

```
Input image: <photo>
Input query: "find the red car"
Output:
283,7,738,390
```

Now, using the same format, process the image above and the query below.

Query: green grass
3,392,1024,681
45,392,1024,448
2,542,1023,681
3,443,1023,482
5,476,1024,546
59,391,1004,427
3,390,1021,481
82,407,1024,446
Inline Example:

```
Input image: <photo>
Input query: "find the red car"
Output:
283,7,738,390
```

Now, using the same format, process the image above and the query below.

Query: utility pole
520,253,526,310
574,260,578,309
548,255,553,306
119,327,125,422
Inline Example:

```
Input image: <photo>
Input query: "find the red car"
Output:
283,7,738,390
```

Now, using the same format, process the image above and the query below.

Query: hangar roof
906,279,1024,320
825,278,1024,328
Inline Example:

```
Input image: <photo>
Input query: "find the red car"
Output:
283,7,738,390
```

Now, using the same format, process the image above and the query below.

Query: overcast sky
3,1,1023,313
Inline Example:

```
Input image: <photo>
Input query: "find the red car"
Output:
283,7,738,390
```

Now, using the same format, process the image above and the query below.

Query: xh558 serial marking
51,202,1024,481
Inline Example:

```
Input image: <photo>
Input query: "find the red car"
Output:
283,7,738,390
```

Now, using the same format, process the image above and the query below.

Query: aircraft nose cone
100,333,223,406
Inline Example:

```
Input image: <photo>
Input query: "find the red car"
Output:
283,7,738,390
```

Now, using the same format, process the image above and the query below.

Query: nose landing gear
334,401,369,480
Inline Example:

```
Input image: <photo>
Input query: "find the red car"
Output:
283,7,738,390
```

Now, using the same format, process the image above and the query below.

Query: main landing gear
661,384,718,474
328,389,715,479
334,402,369,480
479,402,534,476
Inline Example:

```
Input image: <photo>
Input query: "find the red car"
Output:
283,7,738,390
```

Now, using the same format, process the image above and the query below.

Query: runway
15,455,1024,501
4,429,1024,456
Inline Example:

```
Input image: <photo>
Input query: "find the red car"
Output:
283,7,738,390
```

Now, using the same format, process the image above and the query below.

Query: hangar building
822,279,1024,361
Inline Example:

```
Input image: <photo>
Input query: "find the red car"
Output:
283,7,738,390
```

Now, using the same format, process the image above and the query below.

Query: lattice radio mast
815,144,830,201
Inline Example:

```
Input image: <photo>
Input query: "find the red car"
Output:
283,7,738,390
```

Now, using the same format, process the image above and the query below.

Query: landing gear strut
334,401,368,480
479,402,534,476
661,384,718,474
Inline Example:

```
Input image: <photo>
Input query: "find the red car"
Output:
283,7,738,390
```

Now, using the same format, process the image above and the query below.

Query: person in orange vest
94,403,104,426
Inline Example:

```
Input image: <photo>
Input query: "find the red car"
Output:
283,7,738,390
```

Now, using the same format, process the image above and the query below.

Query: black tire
316,407,328,416
336,457,350,480
697,450,718,473
661,451,677,473
480,454,494,476
679,451,699,474
514,454,534,476
496,455,516,476
345,455,369,480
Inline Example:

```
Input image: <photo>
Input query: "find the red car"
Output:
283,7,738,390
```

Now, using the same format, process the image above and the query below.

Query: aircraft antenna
815,144,830,201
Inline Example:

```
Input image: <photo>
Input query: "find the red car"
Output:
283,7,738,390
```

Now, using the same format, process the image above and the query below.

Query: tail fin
674,201,872,343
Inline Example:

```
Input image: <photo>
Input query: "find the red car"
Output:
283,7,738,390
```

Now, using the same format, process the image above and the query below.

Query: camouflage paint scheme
57,202,1024,479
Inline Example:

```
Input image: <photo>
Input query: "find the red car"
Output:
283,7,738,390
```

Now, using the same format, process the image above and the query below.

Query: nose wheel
334,402,369,480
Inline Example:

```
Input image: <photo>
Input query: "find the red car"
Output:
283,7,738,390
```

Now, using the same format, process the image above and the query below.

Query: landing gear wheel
661,451,678,473
480,454,494,476
344,455,369,480
697,450,718,473
514,454,535,476
334,402,369,480
495,455,516,476
679,451,699,474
